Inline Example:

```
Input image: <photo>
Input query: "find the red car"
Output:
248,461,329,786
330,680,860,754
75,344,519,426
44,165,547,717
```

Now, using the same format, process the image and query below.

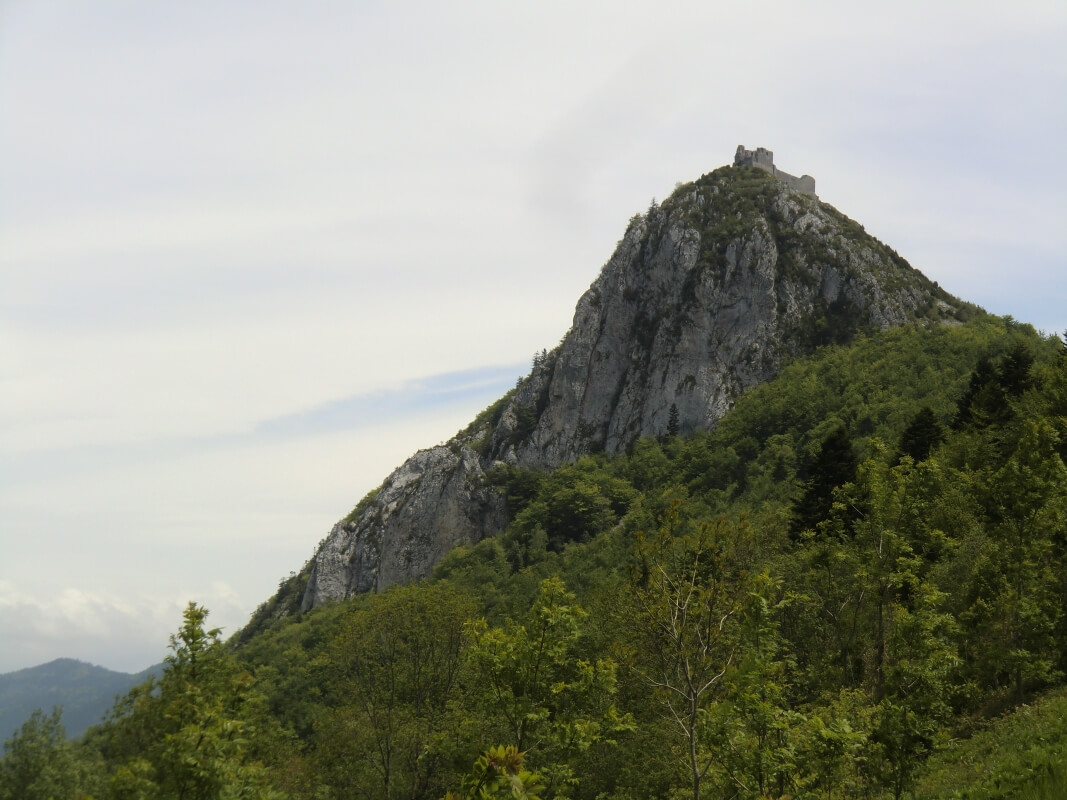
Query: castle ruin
734,145,816,197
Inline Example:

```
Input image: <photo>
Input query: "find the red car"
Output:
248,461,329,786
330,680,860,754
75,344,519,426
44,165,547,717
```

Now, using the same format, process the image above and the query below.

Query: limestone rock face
301,443,507,609
300,165,960,609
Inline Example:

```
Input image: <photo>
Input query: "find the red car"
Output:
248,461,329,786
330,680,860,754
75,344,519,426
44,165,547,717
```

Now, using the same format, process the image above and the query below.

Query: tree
621,509,745,800
953,355,1011,430
791,424,858,538
793,691,871,800
819,449,959,797
895,406,943,464
667,403,680,439
963,419,1067,703
871,580,958,800
542,479,616,551
0,707,99,800
318,582,474,800
442,746,544,800
719,573,802,799
998,341,1035,398
104,602,286,800
467,577,629,796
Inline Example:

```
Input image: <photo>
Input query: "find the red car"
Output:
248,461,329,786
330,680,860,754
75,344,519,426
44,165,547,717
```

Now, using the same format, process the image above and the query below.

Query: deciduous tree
621,507,746,800
467,577,629,797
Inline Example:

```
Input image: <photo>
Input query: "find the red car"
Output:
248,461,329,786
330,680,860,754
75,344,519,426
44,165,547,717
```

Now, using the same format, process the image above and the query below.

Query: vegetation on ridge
6,314,1067,799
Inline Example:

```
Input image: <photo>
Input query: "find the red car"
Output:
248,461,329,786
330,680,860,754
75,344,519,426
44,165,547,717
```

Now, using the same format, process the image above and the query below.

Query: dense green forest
5,314,1067,799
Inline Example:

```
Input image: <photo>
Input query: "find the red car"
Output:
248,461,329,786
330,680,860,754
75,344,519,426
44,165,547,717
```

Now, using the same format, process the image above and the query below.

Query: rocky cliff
298,163,964,610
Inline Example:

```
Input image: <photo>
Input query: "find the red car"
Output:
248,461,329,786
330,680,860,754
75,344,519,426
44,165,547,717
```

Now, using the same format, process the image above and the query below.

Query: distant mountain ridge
0,658,159,741
258,157,971,620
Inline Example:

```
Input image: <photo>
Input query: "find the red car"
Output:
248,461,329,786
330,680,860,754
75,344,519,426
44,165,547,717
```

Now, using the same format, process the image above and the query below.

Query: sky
1,1,1065,675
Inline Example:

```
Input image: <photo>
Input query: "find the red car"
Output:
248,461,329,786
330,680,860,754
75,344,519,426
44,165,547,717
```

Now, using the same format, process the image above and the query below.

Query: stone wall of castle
734,144,816,197
774,170,816,195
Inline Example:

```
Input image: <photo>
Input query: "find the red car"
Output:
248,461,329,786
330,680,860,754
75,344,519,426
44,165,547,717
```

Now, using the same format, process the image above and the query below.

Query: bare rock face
300,165,961,609
302,443,507,609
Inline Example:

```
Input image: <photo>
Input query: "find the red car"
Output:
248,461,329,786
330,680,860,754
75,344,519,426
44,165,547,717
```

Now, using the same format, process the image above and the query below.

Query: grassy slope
914,686,1067,799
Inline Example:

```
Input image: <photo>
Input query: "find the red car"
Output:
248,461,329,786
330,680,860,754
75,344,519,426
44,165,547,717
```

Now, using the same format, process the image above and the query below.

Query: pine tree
791,425,858,539
997,342,1034,397
896,406,944,463
953,357,998,428
667,403,680,438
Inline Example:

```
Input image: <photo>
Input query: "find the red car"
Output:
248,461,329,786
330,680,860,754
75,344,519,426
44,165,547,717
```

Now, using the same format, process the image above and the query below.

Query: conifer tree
667,403,680,438
791,425,858,539
952,356,1007,429
896,406,944,464
998,341,1035,397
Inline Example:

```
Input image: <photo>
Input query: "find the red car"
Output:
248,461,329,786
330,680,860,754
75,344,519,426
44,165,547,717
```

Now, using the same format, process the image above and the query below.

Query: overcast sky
1,1,1065,675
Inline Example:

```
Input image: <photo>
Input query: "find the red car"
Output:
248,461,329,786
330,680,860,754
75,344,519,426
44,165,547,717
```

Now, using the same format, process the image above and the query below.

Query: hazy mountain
0,658,160,741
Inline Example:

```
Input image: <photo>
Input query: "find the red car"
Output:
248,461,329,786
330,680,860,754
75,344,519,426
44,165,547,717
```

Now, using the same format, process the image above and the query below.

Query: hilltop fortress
734,145,816,197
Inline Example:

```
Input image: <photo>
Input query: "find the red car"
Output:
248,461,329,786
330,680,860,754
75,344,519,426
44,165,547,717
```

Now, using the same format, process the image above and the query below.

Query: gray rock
301,165,959,608
302,442,506,610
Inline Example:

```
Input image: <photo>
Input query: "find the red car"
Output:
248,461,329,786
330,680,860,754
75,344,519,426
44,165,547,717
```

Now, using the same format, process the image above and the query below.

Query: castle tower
734,144,817,197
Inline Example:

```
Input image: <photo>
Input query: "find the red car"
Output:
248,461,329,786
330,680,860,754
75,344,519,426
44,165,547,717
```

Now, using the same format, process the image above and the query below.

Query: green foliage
666,403,680,438
315,582,475,799
510,406,539,447
443,745,544,800
100,603,288,800
961,419,1067,704
0,707,102,800
223,318,1067,797
790,424,858,539
236,568,311,646
896,405,945,463
343,485,381,524
718,573,803,798
17,314,1067,799
467,578,631,796
914,686,1067,799
620,511,747,800
485,458,637,569
464,389,518,439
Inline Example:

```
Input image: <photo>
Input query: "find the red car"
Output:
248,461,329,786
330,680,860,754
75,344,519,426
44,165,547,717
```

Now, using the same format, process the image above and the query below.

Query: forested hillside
6,314,1067,799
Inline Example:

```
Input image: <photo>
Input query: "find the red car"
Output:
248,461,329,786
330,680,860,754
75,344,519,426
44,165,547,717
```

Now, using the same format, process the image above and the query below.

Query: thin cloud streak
2,364,525,487
256,364,525,438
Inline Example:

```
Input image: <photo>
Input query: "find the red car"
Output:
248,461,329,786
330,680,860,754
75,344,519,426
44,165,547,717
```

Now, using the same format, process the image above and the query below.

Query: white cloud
0,400,509,673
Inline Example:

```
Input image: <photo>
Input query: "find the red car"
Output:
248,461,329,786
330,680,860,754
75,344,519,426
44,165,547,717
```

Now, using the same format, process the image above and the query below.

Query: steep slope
298,162,967,610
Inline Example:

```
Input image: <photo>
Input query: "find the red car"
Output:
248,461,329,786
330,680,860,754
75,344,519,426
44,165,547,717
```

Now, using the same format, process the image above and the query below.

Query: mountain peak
262,160,969,617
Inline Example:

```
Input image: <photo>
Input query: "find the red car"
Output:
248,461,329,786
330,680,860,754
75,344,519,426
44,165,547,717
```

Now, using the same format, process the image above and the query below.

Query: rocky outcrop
301,443,507,608
300,164,962,609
